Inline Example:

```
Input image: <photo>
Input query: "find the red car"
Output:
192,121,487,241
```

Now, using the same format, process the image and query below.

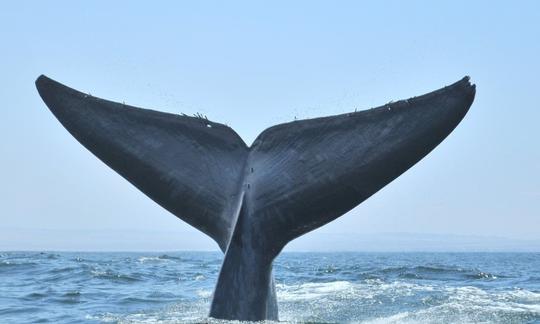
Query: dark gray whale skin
36,75,475,321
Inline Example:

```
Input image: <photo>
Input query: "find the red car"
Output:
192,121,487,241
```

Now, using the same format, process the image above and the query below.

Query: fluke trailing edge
36,75,475,321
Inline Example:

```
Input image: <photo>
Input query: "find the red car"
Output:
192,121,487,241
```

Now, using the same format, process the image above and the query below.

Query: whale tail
36,75,475,320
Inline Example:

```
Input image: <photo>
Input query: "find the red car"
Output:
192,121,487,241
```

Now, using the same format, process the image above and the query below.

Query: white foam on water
357,285,540,324
360,311,415,324
277,279,435,302
196,289,212,298
277,280,355,301
87,280,540,324
278,280,540,323
138,256,166,263
90,269,107,276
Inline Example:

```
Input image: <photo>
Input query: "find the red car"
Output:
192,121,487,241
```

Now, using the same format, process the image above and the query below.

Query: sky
0,1,539,251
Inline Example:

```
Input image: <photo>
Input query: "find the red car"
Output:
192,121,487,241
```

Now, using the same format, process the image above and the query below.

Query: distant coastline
2,228,539,252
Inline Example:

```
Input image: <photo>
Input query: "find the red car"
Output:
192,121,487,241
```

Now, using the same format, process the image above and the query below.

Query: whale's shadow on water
36,76,476,321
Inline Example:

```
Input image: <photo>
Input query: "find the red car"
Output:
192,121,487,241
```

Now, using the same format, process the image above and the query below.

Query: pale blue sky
1,1,539,251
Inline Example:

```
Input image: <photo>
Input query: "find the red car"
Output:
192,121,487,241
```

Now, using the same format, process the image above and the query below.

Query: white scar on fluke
36,75,475,321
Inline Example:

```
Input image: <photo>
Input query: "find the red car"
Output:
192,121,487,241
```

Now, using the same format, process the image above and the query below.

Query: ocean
1,252,539,323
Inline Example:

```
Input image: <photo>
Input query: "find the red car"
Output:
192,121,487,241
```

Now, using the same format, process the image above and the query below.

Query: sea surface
1,252,539,323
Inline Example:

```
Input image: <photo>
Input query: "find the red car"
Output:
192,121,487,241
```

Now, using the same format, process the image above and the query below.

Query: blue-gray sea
1,252,539,323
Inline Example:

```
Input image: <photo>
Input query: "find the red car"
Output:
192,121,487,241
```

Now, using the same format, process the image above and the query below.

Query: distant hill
286,231,540,252
1,228,539,252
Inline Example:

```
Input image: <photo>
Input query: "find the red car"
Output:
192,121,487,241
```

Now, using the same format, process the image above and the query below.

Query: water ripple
0,251,538,323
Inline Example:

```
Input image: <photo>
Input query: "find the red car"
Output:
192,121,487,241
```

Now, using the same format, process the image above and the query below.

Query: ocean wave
0,260,37,268
138,256,164,263
48,266,78,274
62,291,81,297
23,292,48,300
40,252,60,260
78,279,540,323
196,289,213,299
90,269,143,282
361,291,540,324
86,301,211,324
119,296,169,305
277,280,356,301
277,280,540,323
371,265,500,281
2,252,539,323
158,254,183,261
136,254,183,263
0,306,42,316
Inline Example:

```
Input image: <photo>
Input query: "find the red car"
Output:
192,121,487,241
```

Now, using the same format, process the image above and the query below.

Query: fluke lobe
36,75,475,321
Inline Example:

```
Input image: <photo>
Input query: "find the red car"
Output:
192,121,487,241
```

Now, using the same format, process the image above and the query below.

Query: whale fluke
36,75,475,321
36,75,248,252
